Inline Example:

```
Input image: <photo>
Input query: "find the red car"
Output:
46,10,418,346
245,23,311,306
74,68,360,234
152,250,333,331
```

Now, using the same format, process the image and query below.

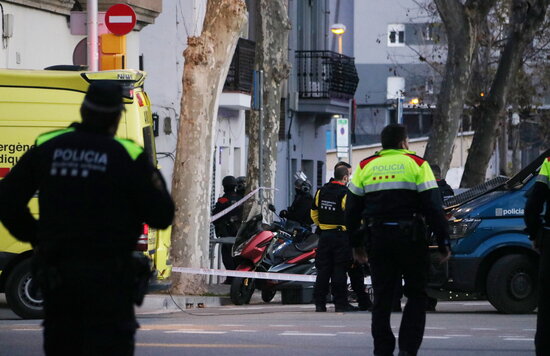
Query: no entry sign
105,4,137,35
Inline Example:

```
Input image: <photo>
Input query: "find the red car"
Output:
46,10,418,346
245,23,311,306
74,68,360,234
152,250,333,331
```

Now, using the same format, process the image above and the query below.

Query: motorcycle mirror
268,204,276,212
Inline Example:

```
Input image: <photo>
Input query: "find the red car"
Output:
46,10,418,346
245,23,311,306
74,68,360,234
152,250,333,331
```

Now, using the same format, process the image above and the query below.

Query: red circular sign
105,4,137,36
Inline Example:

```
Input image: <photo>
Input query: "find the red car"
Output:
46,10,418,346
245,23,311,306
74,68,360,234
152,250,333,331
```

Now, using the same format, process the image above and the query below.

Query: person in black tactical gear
212,175,242,284
430,164,454,201
282,178,314,226
524,155,550,356
346,124,451,356
334,161,372,311
0,81,175,356
236,176,246,197
311,165,359,312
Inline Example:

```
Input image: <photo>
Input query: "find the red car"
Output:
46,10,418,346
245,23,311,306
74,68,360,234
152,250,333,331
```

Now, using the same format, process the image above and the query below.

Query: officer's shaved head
334,166,349,181
381,124,408,149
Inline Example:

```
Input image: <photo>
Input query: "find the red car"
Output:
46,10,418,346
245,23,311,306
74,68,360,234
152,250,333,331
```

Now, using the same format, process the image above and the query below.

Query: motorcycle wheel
261,288,276,303
230,277,255,305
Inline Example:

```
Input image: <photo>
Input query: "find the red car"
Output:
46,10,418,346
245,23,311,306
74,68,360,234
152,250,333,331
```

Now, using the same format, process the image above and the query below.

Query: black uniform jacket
0,123,175,258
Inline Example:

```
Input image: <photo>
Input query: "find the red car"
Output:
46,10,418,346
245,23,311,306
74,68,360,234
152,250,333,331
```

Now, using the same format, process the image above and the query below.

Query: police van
0,68,172,318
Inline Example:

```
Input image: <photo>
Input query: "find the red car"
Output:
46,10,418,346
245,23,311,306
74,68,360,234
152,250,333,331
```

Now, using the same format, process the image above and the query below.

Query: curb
136,293,232,314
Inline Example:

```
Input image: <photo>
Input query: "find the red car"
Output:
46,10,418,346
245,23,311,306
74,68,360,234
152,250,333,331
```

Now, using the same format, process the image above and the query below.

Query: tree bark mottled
170,0,247,294
424,0,496,175
243,0,291,220
461,0,549,187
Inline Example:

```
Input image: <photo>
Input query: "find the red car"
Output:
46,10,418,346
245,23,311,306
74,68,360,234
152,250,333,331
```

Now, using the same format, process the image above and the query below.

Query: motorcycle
230,205,291,305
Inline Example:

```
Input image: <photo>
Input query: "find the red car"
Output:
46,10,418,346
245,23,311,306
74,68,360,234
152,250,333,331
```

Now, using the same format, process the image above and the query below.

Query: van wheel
5,259,44,319
230,277,255,305
486,254,537,314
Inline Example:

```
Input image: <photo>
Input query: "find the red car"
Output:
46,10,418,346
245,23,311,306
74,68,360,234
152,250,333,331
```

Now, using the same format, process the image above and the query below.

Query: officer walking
334,161,372,311
0,81,175,355
346,124,451,356
311,165,358,312
524,154,550,356
212,175,242,283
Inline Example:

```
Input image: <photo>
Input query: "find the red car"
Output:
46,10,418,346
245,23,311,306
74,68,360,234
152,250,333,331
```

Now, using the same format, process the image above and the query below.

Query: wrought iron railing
224,38,255,93
295,50,359,100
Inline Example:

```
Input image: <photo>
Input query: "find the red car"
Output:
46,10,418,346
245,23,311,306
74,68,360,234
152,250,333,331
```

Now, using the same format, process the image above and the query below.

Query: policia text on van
0,68,172,319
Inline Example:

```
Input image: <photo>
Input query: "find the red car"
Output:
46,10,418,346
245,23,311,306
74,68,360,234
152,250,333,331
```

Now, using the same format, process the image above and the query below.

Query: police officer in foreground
212,175,242,283
311,165,358,312
333,161,372,311
346,124,451,356
0,81,175,355
524,155,550,356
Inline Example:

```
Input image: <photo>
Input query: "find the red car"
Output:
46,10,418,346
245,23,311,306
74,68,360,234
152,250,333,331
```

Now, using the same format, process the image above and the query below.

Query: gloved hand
279,210,288,218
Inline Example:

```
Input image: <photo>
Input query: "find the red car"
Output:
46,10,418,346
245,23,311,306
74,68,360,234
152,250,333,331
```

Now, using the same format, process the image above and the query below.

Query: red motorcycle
230,206,290,305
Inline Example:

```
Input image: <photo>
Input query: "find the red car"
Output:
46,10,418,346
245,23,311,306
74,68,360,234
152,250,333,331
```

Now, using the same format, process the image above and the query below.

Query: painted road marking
137,343,276,348
425,327,447,330
270,324,294,327
164,330,226,334
338,331,365,335
280,332,336,337
471,328,497,331
220,324,244,327
424,336,450,339
321,325,347,328
445,334,471,337
503,338,534,341
231,330,257,333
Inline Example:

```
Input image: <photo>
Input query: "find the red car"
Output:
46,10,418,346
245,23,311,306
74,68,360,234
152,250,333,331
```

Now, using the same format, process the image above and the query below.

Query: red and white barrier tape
171,266,372,284
210,186,276,223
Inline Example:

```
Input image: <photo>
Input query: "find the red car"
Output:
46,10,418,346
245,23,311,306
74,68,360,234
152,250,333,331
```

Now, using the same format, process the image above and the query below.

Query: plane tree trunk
170,0,247,294
243,0,291,220
461,0,549,187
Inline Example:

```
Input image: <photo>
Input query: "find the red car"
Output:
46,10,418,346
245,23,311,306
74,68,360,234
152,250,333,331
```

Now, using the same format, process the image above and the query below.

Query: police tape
171,266,372,284
210,186,276,223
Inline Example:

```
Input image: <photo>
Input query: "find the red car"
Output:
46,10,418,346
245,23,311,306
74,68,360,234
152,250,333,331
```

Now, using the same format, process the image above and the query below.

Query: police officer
236,176,246,198
311,165,358,312
283,178,314,226
212,175,241,283
0,81,175,355
346,124,451,356
334,161,372,311
524,154,550,356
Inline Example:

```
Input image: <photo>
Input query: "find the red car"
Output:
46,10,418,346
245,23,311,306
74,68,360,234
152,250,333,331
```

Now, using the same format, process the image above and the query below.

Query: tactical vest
317,183,347,226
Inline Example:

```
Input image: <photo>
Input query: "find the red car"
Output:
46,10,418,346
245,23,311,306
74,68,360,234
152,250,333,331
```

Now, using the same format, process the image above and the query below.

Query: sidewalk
136,283,284,314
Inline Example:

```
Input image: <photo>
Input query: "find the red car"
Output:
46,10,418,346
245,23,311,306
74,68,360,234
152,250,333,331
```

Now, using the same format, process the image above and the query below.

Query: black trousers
368,225,429,356
314,230,352,307
348,263,372,308
44,322,135,356
536,236,550,356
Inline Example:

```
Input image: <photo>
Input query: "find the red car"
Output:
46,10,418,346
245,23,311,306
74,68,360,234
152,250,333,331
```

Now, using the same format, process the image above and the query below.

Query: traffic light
100,33,126,70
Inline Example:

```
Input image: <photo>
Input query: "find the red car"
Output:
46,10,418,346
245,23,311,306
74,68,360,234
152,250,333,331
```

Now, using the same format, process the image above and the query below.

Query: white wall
354,0,437,65
0,3,83,69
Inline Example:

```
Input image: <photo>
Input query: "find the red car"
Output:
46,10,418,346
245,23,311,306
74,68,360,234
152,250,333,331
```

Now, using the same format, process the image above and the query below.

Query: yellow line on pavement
137,343,276,348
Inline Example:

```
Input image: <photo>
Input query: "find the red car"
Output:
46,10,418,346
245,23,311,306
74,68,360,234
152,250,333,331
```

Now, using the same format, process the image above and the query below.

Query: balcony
295,50,359,115
223,38,255,94
220,38,255,110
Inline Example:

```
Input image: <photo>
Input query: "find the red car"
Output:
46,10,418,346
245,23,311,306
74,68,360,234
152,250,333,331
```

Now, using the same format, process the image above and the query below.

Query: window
388,24,405,47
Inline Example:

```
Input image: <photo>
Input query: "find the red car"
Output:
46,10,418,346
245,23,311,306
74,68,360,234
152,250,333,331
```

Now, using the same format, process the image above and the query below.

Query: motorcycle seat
294,233,319,252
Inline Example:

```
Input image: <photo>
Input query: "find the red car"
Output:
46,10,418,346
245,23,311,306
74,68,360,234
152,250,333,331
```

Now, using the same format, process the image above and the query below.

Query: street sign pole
87,0,98,71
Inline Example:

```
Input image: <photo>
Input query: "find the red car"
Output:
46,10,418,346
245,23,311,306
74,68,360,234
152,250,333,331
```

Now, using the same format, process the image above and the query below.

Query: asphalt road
0,295,537,356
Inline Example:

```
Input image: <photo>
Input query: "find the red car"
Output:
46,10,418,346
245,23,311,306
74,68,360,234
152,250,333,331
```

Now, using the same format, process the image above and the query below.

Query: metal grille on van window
444,176,509,209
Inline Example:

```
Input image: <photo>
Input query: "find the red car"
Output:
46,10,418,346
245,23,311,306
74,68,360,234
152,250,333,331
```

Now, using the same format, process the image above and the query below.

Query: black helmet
222,175,237,188
236,176,246,191
294,178,312,193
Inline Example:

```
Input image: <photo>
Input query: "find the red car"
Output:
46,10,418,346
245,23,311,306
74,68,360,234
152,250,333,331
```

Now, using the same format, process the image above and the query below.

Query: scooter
230,205,292,305
260,230,319,302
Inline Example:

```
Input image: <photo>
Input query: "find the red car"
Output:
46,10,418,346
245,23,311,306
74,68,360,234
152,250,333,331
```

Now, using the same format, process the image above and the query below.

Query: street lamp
330,23,346,54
